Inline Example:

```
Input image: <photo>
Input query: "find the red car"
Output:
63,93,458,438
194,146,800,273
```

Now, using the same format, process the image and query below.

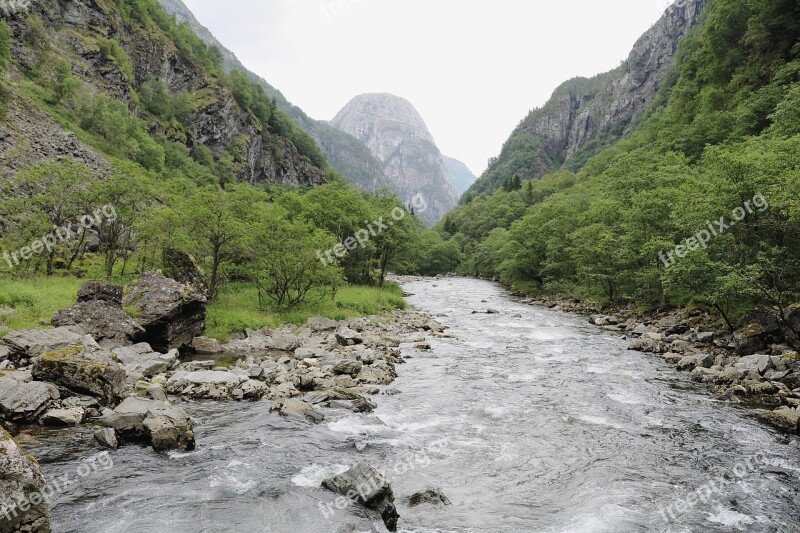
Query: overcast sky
182,0,675,175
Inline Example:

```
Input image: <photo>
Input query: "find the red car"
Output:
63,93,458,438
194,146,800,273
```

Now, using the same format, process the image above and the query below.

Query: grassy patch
0,273,408,341
205,282,407,341
0,277,83,334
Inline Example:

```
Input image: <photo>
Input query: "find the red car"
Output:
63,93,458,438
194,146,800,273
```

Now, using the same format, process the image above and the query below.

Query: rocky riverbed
0,272,447,531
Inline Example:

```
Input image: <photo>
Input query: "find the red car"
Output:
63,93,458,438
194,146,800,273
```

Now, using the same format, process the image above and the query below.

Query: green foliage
97,38,134,82
0,21,11,74
429,0,800,322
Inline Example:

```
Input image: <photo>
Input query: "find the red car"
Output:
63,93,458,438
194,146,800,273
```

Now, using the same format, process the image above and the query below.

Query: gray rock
627,337,669,354
31,340,126,407
93,428,118,450
409,488,452,507
333,360,364,377
335,327,363,346
0,378,59,424
676,353,715,371
307,317,339,332
759,408,800,435
190,336,221,356
269,398,324,424
0,431,51,532
270,333,300,352
2,327,84,363
696,331,716,344
164,370,266,400
632,324,648,336
322,461,398,531
40,407,83,427
123,272,207,352
101,397,195,451
77,282,123,305
147,385,168,402
53,299,145,349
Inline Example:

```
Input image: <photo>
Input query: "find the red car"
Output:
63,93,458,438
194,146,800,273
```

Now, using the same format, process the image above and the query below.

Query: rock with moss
759,407,800,435
31,339,126,407
1,328,84,365
0,430,51,533
100,397,195,451
123,273,207,352
52,300,145,350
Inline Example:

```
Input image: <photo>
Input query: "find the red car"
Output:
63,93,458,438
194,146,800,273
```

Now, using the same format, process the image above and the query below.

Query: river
24,278,800,532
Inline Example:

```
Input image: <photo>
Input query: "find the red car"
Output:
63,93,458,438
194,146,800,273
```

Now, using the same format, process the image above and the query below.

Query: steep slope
467,0,706,197
443,156,477,195
331,93,460,225
1,0,326,187
157,0,392,192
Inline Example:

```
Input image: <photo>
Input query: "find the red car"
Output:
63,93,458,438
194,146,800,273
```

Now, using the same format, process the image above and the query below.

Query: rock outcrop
332,93,460,225
31,338,126,407
123,273,207,352
0,430,51,533
468,0,707,196
100,397,195,451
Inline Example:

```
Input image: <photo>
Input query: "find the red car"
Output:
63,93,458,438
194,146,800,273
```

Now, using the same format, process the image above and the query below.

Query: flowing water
24,278,800,532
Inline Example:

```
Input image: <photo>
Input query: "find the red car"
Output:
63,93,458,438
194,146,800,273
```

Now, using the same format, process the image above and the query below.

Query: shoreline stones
100,397,195,451
522,294,800,436
0,429,51,532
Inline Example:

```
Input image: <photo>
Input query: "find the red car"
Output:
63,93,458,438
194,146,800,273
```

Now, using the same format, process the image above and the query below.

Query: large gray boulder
123,272,207,352
0,431,51,533
1,327,83,364
52,300,144,349
31,338,126,407
0,378,59,425
322,461,398,531
101,397,195,451
269,398,324,423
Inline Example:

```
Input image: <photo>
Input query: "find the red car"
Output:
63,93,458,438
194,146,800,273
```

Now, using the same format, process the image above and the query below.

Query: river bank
497,288,800,436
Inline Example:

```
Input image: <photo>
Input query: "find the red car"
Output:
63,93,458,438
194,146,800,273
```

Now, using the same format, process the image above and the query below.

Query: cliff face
157,0,392,193
468,0,707,196
443,156,477,195
1,0,325,187
331,94,460,225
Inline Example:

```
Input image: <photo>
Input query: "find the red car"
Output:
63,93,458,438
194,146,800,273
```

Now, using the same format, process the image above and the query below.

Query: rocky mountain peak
332,93,459,225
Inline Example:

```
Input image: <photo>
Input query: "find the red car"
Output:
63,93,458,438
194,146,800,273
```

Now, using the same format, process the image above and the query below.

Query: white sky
182,0,675,175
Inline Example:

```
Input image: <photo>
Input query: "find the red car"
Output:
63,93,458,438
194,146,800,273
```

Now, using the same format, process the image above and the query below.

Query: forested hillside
428,0,800,327
0,0,426,334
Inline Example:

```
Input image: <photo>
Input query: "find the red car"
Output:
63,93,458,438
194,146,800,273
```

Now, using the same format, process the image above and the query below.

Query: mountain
331,93,460,225
443,156,477,195
157,0,393,193
0,0,327,187
467,0,706,197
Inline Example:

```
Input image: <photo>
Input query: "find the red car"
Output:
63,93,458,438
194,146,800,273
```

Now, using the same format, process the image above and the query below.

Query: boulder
759,408,800,435
307,317,338,332
31,339,126,407
333,360,363,377
335,327,363,346
0,378,59,424
93,428,118,450
39,408,83,427
270,333,301,352
269,398,324,423
161,249,206,290
123,272,207,352
696,331,716,344
322,461,398,531
77,282,123,305
190,336,222,357
676,354,715,371
52,300,144,349
0,431,51,532
101,397,195,451
409,488,452,507
627,337,669,354
1,327,83,364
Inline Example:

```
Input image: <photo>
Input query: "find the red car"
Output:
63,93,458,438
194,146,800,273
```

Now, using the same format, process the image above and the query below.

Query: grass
0,276,84,335
0,271,407,341
205,282,407,341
